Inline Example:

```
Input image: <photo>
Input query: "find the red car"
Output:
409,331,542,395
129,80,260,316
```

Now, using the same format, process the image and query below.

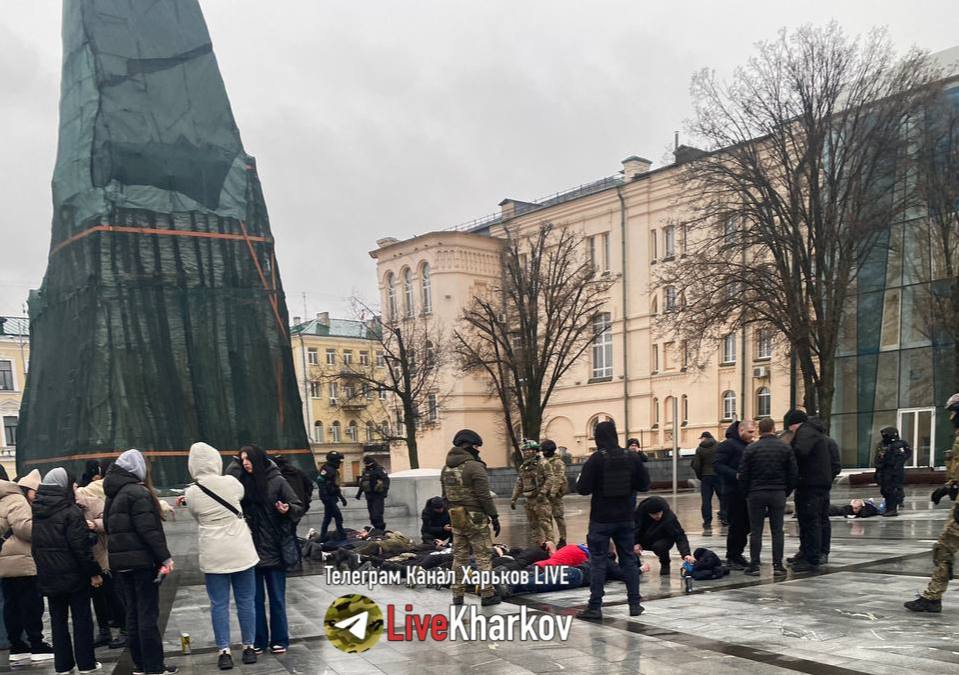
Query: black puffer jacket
791,422,835,490
633,496,691,557
420,497,451,543
739,434,799,495
227,460,304,568
714,422,748,496
103,467,171,571
32,485,102,595
808,417,842,480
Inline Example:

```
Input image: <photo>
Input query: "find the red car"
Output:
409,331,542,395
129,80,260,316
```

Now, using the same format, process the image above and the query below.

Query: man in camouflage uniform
541,439,568,547
441,429,501,606
355,456,390,530
905,393,959,613
511,440,554,547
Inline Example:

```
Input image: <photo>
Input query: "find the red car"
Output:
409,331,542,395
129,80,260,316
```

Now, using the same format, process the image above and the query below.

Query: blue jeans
586,521,640,609
254,567,288,650
205,567,256,650
700,476,717,526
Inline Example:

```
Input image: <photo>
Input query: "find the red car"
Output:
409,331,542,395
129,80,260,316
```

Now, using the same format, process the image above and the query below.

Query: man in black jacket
633,496,693,575
420,496,451,545
713,419,755,570
691,431,719,531
272,455,314,521
739,417,798,576
575,421,650,620
316,452,348,542
874,426,911,517
356,457,390,531
785,409,836,572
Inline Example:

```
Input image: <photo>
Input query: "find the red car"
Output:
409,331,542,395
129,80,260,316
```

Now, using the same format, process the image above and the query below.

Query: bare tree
455,222,612,466
324,302,448,469
655,24,940,427
912,89,959,388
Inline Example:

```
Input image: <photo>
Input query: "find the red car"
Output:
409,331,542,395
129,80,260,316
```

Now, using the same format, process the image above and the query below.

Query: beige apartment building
289,313,394,481
0,317,29,476
371,151,793,471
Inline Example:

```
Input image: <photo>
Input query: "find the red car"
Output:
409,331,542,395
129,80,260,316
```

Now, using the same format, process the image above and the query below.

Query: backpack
599,448,632,498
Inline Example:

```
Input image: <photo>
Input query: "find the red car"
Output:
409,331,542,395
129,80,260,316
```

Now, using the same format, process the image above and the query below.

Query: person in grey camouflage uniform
441,430,501,606
905,393,959,613
511,440,554,547
540,440,568,547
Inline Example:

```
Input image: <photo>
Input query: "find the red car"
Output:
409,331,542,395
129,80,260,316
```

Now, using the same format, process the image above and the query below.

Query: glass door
897,407,936,467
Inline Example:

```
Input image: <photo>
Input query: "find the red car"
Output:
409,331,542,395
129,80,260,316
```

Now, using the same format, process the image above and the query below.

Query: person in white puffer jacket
183,443,260,671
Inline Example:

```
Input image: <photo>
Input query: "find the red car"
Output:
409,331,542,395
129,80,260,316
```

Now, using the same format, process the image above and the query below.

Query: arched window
313,421,324,443
756,387,771,418
588,414,614,439
421,263,432,314
347,421,358,442
722,391,737,421
366,422,375,443
652,398,660,428
403,268,414,318
386,272,397,321
331,421,342,443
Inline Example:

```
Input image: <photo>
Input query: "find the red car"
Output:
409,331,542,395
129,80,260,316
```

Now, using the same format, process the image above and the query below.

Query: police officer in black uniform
355,456,390,530
875,427,911,517
316,451,348,541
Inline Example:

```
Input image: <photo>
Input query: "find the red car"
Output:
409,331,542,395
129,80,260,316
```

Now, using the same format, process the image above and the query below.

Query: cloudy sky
1,0,957,319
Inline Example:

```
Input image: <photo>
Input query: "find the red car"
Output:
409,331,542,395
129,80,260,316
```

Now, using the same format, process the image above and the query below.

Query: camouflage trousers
524,496,555,547
547,494,567,541
922,502,959,601
451,510,494,598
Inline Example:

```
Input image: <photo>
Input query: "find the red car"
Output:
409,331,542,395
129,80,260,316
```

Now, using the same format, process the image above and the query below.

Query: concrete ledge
388,469,443,517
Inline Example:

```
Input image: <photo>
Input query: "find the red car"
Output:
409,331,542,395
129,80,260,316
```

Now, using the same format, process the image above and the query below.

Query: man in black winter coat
739,417,798,576
713,419,756,569
874,426,911,517
315,452,348,542
420,497,452,545
575,420,649,620
785,409,836,572
633,496,694,575
272,455,314,520
32,468,103,674
356,457,390,530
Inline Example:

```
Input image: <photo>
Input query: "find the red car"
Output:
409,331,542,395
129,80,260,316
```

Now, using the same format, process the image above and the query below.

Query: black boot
451,596,464,606
904,596,941,613
577,607,603,620
629,604,644,616
883,508,899,517
480,594,501,607
659,562,671,576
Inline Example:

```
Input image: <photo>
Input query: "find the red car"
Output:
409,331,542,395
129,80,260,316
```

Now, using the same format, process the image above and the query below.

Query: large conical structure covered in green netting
17,0,310,485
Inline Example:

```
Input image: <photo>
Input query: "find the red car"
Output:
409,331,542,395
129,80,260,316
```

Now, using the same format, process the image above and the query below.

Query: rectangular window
680,223,688,257
309,381,321,399
376,351,386,368
379,386,388,401
0,361,13,391
359,351,369,366
665,286,677,312
652,344,659,373
601,233,610,273
880,289,901,350
591,313,613,379
722,333,736,365
649,229,658,262
664,341,675,370
307,348,318,365
588,234,610,275
3,416,17,446
325,349,336,366
329,381,338,405
664,225,676,258
428,393,438,423
756,329,772,360
681,340,689,370
343,350,353,366
331,424,341,443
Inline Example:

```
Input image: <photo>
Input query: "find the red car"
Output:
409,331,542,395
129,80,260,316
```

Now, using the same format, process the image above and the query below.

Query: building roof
290,317,380,340
0,317,29,338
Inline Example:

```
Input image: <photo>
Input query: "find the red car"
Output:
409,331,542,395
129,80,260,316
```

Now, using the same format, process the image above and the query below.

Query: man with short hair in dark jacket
691,431,719,530
633,496,693,575
713,420,755,570
575,421,649,620
103,450,175,675
420,497,451,545
785,410,835,572
739,417,798,576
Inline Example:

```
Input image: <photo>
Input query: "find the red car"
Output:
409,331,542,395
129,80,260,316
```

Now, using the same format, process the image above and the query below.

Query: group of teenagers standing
0,443,311,674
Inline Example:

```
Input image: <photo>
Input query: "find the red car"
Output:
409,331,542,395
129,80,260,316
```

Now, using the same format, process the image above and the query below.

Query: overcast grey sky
1,1,957,319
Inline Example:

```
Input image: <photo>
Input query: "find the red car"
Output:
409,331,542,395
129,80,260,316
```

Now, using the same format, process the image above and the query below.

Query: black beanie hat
783,409,808,427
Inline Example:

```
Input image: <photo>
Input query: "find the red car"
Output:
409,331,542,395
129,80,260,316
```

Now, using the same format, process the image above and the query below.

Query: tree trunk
403,400,419,470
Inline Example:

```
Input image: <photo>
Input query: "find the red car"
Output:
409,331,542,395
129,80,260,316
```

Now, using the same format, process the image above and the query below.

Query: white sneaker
79,664,103,674
56,669,75,675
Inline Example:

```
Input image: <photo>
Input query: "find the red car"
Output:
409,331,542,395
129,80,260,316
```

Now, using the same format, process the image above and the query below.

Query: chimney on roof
622,156,652,180
316,312,330,327
292,316,301,326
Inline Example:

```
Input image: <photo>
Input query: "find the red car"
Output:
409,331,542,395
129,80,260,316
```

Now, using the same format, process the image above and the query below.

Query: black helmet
453,429,483,448
880,426,899,442
326,451,344,464
363,456,375,465
541,439,557,456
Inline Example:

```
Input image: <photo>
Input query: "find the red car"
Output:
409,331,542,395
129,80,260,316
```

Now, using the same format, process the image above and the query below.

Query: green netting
17,0,310,486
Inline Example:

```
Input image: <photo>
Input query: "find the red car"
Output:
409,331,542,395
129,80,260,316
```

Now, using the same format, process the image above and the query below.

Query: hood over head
116,449,147,481
446,445,482,468
699,436,717,449
807,416,827,434
189,442,223,480
724,421,742,441
42,467,72,490
17,469,41,492
594,420,620,450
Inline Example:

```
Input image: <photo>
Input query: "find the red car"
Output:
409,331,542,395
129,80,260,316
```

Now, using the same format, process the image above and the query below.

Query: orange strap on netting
51,224,272,256
28,448,313,465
